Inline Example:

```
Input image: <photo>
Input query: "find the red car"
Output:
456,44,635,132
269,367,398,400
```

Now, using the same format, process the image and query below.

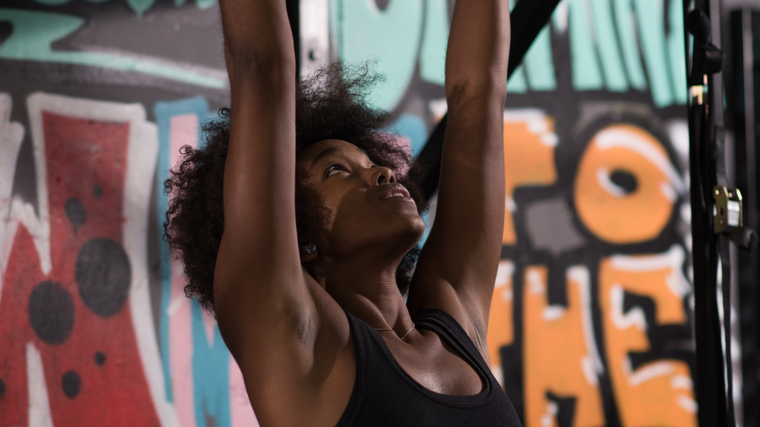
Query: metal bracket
714,186,743,234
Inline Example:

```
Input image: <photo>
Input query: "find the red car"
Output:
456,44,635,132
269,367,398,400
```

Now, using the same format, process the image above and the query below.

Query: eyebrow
309,146,341,171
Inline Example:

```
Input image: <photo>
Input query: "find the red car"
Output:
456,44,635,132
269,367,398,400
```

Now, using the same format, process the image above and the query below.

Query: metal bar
731,8,760,427
687,0,732,424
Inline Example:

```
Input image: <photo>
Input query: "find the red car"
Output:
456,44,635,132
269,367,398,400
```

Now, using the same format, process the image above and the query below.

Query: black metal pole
731,8,760,427
686,0,731,425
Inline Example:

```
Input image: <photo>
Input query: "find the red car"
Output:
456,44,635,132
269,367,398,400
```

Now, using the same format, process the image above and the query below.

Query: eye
325,163,346,177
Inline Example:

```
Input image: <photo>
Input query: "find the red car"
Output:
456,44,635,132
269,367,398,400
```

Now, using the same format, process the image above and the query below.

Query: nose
368,166,396,186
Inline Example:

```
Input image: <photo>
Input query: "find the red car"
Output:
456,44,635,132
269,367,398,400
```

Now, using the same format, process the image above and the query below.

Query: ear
299,242,319,263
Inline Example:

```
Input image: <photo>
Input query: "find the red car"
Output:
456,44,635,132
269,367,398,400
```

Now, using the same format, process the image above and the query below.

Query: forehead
298,139,369,167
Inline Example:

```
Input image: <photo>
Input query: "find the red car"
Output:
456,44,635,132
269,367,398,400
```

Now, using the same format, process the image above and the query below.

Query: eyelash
324,163,377,177
325,163,345,177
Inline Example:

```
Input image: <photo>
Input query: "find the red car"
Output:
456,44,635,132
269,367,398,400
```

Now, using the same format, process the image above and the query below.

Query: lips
382,183,411,200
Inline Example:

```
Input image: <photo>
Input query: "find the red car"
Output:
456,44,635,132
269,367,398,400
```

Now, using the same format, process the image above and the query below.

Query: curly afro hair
163,62,427,314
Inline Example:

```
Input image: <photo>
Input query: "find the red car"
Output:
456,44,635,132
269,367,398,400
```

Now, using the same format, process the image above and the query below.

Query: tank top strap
412,309,491,376
335,309,369,427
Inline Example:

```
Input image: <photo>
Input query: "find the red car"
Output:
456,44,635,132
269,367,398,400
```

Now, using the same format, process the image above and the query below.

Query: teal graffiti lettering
568,0,604,91
612,0,647,90
31,0,216,16
337,0,424,111
507,0,530,94
126,0,157,16
508,64,529,94
633,0,674,107
523,25,557,92
589,0,628,92
667,0,687,105
419,0,449,87
0,9,226,89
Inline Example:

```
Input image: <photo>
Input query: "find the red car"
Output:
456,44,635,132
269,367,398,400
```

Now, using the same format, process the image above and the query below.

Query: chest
380,331,486,396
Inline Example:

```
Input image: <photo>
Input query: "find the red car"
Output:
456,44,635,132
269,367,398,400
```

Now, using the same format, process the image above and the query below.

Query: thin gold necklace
374,325,416,342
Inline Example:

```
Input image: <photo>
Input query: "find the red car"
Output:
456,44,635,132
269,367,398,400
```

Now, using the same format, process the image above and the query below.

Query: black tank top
336,309,523,426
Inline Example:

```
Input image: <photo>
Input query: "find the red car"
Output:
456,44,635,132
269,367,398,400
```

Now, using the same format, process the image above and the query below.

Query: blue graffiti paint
127,0,157,16
508,64,529,94
568,0,604,91
419,0,449,87
32,0,216,15
420,210,432,248
337,0,424,111
523,26,557,92
633,0,674,107
589,0,628,92
506,0,528,94
612,0,647,90
154,97,211,403
667,0,687,105
385,113,428,158
155,98,231,427
196,0,217,9
0,9,227,89
191,300,232,427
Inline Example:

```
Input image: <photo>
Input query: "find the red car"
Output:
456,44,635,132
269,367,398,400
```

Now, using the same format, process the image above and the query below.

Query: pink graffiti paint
0,112,160,426
168,113,200,427
165,112,258,427
230,358,259,427
169,258,197,427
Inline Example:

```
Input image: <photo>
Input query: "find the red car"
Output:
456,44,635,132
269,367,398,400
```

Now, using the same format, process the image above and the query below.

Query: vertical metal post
685,0,731,424
731,8,760,427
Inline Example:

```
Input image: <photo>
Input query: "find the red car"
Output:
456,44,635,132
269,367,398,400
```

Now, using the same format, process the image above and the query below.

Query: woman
164,0,518,425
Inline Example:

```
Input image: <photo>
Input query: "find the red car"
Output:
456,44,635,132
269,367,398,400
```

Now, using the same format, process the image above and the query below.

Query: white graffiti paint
20,93,179,427
596,167,627,198
568,266,606,377
608,245,690,298
610,284,647,331
594,126,685,194
626,359,675,386
494,260,514,302
0,93,24,293
503,109,559,147
27,342,53,427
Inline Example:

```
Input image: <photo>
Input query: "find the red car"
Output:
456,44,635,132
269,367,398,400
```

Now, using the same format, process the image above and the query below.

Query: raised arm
408,0,510,349
213,0,337,424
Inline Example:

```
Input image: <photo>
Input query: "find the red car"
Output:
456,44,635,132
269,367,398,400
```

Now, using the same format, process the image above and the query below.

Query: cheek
295,186,333,242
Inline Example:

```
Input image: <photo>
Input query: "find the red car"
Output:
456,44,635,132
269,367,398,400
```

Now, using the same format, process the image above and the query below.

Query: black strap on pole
687,2,758,426
409,0,562,199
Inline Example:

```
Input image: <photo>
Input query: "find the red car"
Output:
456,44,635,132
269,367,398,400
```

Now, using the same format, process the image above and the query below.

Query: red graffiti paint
0,112,160,426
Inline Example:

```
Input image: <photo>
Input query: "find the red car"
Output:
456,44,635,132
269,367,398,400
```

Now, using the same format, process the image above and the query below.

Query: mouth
382,183,411,200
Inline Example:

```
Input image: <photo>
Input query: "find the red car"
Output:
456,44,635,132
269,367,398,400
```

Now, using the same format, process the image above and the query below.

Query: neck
320,250,414,336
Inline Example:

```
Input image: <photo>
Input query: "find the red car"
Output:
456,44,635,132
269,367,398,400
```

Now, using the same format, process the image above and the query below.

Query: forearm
216,0,301,308
423,0,510,302
219,0,295,74
445,0,510,99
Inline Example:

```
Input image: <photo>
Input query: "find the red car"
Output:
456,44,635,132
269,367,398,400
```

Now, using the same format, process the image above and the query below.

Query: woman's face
296,139,425,259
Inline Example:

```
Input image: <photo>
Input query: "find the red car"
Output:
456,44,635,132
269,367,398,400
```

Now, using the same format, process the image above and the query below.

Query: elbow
445,76,507,109
225,44,296,82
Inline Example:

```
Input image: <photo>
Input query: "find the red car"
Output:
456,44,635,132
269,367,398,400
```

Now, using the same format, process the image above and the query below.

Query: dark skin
213,0,510,425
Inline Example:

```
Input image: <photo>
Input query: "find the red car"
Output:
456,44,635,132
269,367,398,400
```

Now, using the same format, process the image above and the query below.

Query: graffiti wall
0,0,692,426
0,0,257,426
327,0,694,426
